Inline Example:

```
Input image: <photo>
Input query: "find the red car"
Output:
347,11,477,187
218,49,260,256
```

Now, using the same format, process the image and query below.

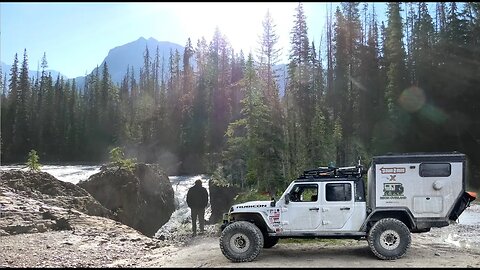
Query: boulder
77,163,175,237
0,170,113,235
0,170,112,218
208,180,241,224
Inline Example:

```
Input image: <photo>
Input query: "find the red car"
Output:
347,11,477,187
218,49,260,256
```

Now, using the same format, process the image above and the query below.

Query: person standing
186,179,209,236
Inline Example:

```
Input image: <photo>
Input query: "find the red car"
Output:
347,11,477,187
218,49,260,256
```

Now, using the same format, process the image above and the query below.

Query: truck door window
289,184,318,202
326,183,352,201
419,163,451,177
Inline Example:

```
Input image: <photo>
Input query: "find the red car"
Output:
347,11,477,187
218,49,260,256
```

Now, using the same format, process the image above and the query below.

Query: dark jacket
186,184,208,209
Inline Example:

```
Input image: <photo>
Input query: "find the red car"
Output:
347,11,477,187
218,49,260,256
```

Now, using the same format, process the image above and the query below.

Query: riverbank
1,183,479,268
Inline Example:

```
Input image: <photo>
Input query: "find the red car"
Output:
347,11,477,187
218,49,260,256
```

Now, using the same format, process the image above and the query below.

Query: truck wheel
219,221,264,262
263,235,279,248
367,218,411,260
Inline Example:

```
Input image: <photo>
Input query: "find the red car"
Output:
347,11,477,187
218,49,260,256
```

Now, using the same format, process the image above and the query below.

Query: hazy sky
1,2,388,79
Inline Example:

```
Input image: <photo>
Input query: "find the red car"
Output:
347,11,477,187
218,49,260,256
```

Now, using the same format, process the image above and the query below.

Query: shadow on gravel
258,244,373,260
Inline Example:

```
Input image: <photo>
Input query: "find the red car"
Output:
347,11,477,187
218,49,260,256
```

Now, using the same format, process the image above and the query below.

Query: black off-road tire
367,218,411,260
219,221,264,262
263,235,279,248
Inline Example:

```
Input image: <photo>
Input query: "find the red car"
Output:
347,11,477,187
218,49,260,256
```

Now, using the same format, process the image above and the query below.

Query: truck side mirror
270,197,276,207
285,193,290,204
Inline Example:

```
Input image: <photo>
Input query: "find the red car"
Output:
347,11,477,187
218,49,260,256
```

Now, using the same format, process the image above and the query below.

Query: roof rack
298,165,365,179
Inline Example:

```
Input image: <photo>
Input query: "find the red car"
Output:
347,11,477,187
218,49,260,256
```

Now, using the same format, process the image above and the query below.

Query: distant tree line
2,2,479,192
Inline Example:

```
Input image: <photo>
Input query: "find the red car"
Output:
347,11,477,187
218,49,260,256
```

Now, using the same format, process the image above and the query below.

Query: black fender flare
230,212,274,234
361,208,415,232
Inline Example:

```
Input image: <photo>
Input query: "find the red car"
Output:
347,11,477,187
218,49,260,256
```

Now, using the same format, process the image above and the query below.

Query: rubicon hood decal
234,201,271,209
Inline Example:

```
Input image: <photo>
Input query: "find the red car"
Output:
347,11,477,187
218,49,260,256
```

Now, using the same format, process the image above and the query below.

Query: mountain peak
96,37,184,86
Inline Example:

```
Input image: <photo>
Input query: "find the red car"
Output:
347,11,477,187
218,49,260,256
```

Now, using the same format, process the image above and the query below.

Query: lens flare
399,86,426,113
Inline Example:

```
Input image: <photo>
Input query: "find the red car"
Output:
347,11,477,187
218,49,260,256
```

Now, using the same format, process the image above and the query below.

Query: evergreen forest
2,3,480,193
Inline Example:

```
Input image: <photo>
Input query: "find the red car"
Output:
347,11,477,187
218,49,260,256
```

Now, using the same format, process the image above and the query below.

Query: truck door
282,183,321,231
321,182,355,230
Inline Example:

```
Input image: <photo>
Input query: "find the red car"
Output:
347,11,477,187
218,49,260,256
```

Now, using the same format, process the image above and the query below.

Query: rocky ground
0,183,219,267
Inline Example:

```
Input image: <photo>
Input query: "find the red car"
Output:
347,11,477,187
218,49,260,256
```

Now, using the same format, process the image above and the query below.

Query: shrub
109,147,136,172
26,149,41,171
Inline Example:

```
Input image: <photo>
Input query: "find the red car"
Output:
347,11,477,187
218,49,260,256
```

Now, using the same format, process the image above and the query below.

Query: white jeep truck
219,152,477,262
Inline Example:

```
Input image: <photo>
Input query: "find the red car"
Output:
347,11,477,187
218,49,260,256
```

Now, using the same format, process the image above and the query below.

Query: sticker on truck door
267,208,282,228
380,182,406,199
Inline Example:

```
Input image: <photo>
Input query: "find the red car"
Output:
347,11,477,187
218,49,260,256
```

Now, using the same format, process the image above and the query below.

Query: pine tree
154,45,161,102
187,37,211,173
65,78,79,160
15,49,32,159
257,9,282,105
384,2,408,151
35,52,49,157
285,2,311,178
405,2,416,85
222,54,255,189
141,45,152,96
151,52,169,161
206,27,232,170
229,50,244,120
165,48,182,164
180,37,198,173
325,2,335,114
332,6,348,165
2,54,19,161
26,149,41,171
256,9,285,194
339,2,364,165
411,2,435,88
0,66,6,161
53,75,66,159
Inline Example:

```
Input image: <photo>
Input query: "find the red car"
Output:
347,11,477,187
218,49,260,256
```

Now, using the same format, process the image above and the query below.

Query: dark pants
190,207,205,234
